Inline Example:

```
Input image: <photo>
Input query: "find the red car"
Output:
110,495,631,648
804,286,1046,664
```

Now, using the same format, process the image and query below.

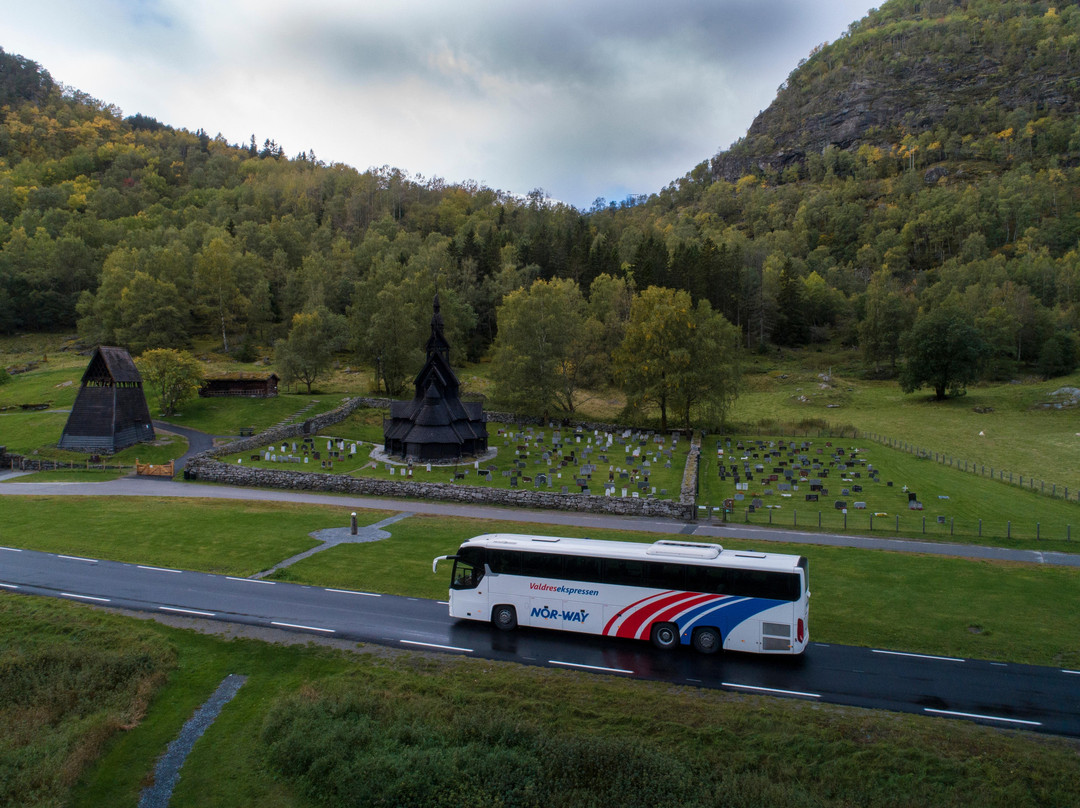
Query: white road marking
160,606,215,617
1063,670,1080,676
61,592,110,602
325,588,380,597
549,660,634,675
872,649,964,663
924,708,1041,727
139,565,182,574
400,640,473,653
227,576,274,584
0,583,19,589
271,621,334,633
0,546,23,552
722,682,821,699
58,554,98,563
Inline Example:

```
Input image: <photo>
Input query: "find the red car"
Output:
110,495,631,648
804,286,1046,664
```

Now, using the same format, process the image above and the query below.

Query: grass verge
7,597,1064,808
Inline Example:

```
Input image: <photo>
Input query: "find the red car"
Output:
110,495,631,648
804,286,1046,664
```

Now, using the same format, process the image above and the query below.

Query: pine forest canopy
0,0,1078,409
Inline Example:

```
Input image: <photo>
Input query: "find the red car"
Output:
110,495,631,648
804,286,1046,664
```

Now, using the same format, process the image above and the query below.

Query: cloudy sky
5,0,875,209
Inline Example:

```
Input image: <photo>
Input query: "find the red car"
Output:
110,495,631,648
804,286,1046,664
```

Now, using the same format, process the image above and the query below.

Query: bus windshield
451,547,485,590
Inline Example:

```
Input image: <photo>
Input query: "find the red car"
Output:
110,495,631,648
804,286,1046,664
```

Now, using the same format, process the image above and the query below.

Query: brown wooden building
58,346,155,453
198,373,279,398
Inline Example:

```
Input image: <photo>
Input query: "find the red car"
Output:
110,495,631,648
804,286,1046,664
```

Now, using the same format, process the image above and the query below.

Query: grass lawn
0,594,1069,808
0,497,392,576
733,353,1080,493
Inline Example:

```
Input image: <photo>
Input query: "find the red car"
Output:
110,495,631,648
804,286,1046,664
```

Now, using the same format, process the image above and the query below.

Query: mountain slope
712,0,1080,181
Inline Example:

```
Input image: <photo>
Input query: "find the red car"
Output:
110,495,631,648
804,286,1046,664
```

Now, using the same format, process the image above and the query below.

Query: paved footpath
2,475,1078,568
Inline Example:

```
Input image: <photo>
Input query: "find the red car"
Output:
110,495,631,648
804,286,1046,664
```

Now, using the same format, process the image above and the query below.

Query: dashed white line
549,660,634,675
138,565,182,574
990,662,1007,667
160,606,215,617
58,554,98,563
61,592,110,602
924,708,1041,727
0,583,19,589
400,640,473,653
872,649,964,663
325,588,380,597
722,682,821,699
0,546,23,552
226,576,274,585
270,621,334,633
1064,670,1080,676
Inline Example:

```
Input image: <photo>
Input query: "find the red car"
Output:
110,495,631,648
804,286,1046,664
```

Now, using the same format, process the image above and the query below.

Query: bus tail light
797,618,805,643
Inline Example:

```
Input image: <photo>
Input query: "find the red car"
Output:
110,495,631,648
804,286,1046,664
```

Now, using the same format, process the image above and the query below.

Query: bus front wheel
650,622,680,651
692,627,721,654
492,605,517,631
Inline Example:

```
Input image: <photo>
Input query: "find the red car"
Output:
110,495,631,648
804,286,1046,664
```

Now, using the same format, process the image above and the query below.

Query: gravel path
138,674,247,808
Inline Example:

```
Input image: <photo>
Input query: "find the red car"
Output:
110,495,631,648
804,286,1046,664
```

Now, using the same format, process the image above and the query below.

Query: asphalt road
3,544,1078,737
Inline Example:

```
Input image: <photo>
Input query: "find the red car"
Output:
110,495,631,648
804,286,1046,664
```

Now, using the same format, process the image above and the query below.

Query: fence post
978,519,982,537
794,509,797,527
950,518,954,536
1007,521,1011,539
870,513,874,531
896,514,899,532
844,512,847,530
1037,522,1040,541
922,516,926,534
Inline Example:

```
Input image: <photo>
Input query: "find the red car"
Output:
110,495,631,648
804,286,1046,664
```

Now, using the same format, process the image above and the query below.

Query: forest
1,0,1078,420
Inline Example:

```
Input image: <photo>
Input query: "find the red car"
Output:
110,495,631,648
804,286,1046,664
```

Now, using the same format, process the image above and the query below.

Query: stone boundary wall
186,397,698,521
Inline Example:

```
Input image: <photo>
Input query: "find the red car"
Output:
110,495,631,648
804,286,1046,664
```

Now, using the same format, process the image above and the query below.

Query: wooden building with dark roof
198,373,279,398
58,346,155,453
383,296,488,462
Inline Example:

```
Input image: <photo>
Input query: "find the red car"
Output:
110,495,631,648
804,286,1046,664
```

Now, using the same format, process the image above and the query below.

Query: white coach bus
433,534,809,654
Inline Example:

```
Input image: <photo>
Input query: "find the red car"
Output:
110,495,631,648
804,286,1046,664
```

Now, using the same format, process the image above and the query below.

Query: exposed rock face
710,3,1080,181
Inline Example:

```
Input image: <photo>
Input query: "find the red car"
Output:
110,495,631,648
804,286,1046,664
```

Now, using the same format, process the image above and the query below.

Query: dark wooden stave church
58,346,155,453
383,297,487,462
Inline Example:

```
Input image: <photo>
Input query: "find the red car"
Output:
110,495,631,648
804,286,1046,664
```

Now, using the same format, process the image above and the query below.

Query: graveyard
215,415,693,501
699,435,1080,549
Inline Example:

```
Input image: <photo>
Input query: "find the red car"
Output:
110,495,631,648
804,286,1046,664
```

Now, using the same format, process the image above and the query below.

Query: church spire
425,293,450,363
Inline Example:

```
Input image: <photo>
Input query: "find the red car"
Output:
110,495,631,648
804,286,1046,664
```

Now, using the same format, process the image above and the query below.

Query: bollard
350,512,358,536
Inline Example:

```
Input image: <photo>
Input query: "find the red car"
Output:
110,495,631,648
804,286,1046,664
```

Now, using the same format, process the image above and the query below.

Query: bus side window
488,550,521,575
604,559,644,588
645,562,684,590
686,566,728,595
564,555,601,584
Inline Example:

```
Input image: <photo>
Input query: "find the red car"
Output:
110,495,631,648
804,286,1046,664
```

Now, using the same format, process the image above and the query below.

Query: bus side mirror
432,555,453,574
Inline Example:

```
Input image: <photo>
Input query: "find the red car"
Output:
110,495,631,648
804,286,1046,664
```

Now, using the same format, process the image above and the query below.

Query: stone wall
186,396,699,521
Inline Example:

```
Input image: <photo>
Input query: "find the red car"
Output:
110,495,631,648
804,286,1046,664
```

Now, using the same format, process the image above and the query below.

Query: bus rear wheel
492,605,517,631
650,622,680,651
692,627,721,654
